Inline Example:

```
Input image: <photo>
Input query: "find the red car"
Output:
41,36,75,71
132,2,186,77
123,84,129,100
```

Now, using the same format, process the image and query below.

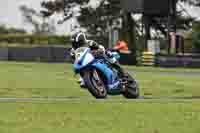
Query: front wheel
82,69,107,99
122,73,139,99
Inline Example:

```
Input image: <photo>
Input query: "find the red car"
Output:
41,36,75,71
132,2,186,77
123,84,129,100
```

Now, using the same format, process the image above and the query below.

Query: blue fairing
91,62,115,85
74,63,85,73
91,62,120,94
75,59,119,88
73,48,91,73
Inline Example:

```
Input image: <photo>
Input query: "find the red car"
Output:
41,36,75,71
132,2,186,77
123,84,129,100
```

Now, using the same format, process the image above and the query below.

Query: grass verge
0,101,200,133
0,61,199,99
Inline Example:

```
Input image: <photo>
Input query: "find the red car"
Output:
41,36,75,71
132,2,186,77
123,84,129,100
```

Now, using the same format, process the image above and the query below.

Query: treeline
0,25,26,35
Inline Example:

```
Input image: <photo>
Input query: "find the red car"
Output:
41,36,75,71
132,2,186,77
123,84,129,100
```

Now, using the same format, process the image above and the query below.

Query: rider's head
71,32,87,49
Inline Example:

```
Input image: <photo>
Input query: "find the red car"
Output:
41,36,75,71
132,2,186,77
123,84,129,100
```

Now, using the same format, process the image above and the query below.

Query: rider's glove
106,50,113,57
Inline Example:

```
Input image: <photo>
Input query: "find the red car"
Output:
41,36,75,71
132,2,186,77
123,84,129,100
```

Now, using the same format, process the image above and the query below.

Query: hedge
0,34,71,46
192,32,200,53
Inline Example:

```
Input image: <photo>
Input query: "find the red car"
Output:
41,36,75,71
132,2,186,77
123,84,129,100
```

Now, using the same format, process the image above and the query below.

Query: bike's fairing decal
108,81,120,89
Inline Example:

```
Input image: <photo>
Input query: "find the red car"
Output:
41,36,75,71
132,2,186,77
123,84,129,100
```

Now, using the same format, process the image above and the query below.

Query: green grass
0,61,200,133
0,61,87,98
1,101,200,133
0,61,199,98
125,65,200,73
137,71,200,99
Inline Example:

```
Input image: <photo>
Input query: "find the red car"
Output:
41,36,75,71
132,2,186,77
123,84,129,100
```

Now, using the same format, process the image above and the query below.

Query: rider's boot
79,77,87,88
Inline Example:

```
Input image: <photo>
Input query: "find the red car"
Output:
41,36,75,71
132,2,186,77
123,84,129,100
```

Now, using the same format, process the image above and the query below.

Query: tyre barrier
0,47,71,63
0,47,137,65
155,54,200,68
119,53,137,65
142,52,155,66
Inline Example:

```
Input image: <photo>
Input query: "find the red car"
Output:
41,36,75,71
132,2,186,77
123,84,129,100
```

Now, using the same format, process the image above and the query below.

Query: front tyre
122,73,139,99
83,69,107,99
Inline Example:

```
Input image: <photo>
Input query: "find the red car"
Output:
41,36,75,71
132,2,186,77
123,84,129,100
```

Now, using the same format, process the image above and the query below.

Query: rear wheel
83,69,107,99
122,73,139,99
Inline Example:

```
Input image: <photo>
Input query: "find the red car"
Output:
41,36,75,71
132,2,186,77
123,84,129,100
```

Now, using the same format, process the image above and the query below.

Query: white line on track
0,97,200,103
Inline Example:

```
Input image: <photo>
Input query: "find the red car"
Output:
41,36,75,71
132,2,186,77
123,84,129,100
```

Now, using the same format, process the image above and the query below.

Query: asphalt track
0,69,199,103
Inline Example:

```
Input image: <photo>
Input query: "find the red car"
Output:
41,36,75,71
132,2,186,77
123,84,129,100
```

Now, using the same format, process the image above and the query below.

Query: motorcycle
73,47,139,99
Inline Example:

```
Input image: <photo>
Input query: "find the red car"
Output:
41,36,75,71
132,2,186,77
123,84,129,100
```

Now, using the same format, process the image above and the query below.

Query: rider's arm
70,48,75,60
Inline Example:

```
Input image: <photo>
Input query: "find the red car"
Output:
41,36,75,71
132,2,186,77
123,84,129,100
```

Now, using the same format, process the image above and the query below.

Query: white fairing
82,52,94,66
74,47,94,66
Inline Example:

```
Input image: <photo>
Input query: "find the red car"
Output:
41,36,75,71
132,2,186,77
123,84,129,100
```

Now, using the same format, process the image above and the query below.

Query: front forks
93,70,101,81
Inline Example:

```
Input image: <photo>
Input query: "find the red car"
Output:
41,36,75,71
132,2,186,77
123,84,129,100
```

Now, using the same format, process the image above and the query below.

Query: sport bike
73,47,139,99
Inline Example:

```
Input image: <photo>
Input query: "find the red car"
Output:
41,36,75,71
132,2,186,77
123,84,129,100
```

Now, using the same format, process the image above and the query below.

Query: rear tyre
83,69,107,99
122,73,139,99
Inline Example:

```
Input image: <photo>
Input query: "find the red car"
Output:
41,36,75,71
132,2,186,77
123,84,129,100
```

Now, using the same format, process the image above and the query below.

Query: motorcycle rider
70,32,107,87
70,32,106,61
70,32,127,88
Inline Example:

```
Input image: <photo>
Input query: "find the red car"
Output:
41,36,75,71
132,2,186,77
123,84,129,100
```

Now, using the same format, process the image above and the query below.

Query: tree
180,0,200,6
40,0,200,36
0,24,26,35
41,0,136,47
41,0,121,36
178,0,200,29
19,5,56,35
41,0,139,64
191,22,200,53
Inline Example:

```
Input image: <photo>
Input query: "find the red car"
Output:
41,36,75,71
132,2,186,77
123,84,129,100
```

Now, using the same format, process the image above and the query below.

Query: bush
192,32,200,53
0,34,71,46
